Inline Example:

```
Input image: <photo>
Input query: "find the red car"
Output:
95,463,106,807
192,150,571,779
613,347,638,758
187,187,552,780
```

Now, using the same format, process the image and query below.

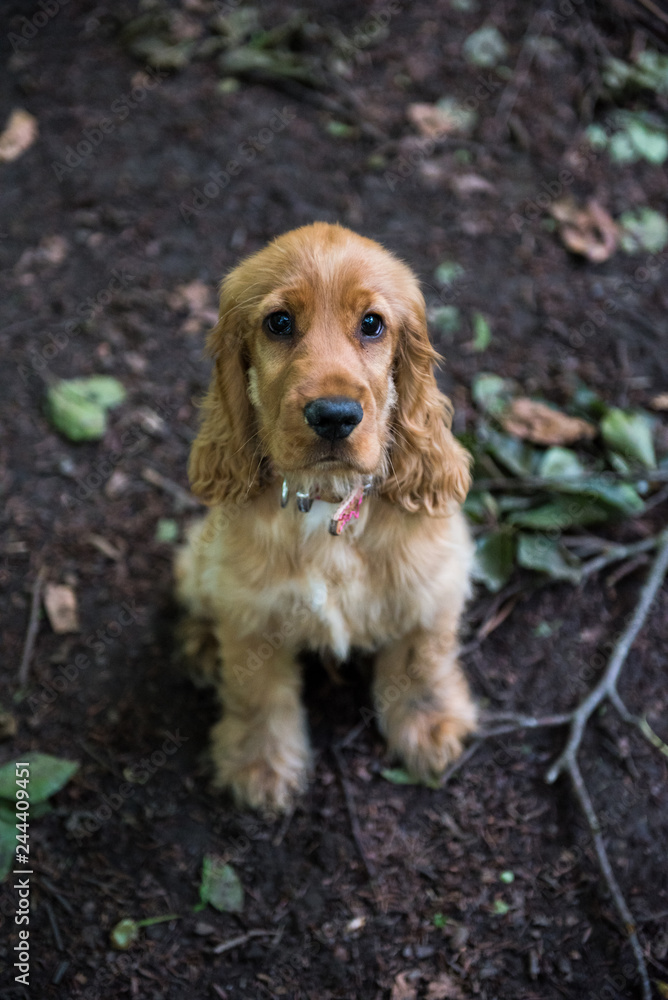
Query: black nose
304,396,363,441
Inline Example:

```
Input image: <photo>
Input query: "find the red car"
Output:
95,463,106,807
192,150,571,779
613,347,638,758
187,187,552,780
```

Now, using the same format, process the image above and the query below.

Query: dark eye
264,311,293,338
360,313,384,338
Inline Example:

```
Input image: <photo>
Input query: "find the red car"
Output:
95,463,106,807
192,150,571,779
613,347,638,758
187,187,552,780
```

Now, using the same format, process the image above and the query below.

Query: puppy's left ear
380,290,471,514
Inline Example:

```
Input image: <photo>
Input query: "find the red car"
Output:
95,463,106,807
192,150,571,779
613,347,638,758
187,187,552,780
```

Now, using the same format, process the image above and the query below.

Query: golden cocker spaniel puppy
175,222,476,812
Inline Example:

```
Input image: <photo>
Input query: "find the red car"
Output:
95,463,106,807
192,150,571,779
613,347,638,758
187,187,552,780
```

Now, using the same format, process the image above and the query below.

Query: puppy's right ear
188,277,259,507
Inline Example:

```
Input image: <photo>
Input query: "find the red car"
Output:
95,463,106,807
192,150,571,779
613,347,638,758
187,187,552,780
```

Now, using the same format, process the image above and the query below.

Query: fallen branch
332,745,376,879
18,566,47,686
213,929,278,955
462,531,668,1000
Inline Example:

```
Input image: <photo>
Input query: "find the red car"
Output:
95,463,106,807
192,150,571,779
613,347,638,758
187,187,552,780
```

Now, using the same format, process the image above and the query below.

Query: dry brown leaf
168,280,218,333
550,198,618,263
426,973,465,999
650,393,668,411
450,173,495,196
408,103,462,138
501,398,596,445
391,971,419,1000
0,109,38,163
43,583,79,634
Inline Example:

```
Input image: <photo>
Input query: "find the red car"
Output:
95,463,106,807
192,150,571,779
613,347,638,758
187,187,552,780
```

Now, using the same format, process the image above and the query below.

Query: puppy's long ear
188,277,260,507
380,291,471,514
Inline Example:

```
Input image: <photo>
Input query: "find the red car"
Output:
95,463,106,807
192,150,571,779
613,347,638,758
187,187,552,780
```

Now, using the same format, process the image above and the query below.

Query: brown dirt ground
1,1,667,998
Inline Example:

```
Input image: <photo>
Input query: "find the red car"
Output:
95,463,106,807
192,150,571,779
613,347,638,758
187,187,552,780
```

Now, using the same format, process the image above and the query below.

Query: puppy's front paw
384,693,477,784
210,716,310,814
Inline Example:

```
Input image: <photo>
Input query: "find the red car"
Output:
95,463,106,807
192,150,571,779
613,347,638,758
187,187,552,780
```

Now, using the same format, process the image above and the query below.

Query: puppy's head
189,223,470,513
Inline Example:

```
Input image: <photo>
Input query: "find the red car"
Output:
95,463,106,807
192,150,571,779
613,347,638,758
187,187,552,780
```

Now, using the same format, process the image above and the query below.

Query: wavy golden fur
175,223,477,812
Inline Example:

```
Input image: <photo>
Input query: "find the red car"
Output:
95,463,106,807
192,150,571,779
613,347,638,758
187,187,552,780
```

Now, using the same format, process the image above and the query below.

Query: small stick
580,535,662,580
547,530,668,784
568,759,651,1000
212,929,278,955
141,467,202,511
332,746,376,879
18,566,47,686
45,901,64,952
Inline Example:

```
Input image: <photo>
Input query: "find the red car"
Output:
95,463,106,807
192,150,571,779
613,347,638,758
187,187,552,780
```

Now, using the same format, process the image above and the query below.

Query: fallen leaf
472,530,515,593
426,972,465,999
408,99,476,138
0,753,78,803
470,312,492,352
651,393,668,410
391,971,419,1000
0,109,38,163
618,207,668,254
44,583,79,634
450,173,495,195
168,279,213,314
550,198,618,263
197,856,244,913
462,25,508,68
501,398,596,445
46,376,126,442
600,407,656,467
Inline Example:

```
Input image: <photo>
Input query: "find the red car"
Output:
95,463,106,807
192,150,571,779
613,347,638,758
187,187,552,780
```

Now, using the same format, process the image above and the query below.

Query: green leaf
434,260,465,286
110,918,140,950
198,856,244,913
601,408,656,468
462,26,509,68
484,428,536,476
618,208,668,254
0,819,15,881
432,912,448,928
463,490,498,523
508,497,610,530
471,312,492,352
471,373,514,416
46,376,126,443
430,305,461,336
516,533,582,583
492,899,510,916
155,518,179,544
0,754,79,804
326,120,354,138
380,768,440,790
538,446,586,479
500,870,515,884
472,530,515,593
67,376,127,409
626,118,668,164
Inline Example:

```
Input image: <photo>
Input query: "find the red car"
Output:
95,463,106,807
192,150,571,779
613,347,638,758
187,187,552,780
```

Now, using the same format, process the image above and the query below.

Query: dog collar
280,477,373,535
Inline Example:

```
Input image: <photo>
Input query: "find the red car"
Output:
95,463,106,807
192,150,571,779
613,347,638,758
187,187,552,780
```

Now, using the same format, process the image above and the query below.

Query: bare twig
568,759,651,1000
579,534,663,580
212,929,278,955
18,566,47,686
454,535,668,1000
141,466,202,511
547,530,668,784
332,746,376,879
